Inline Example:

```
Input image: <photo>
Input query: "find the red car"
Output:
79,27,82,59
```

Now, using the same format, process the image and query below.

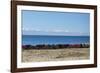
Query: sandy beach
22,48,90,62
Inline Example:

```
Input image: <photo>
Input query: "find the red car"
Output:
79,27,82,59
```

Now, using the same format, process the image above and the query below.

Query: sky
22,10,90,36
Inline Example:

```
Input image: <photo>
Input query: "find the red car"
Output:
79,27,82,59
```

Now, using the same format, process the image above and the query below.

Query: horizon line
22,34,90,36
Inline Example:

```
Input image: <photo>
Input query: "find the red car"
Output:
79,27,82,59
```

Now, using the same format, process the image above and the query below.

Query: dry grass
22,48,90,62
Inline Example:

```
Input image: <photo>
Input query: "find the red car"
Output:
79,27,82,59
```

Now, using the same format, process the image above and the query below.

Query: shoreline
22,43,90,50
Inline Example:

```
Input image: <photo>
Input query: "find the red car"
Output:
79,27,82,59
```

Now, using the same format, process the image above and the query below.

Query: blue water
22,35,90,45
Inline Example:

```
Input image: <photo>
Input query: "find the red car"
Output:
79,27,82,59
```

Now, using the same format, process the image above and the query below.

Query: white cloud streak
23,28,69,33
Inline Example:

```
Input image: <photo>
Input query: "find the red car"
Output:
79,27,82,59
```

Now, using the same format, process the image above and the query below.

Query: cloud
23,28,69,33
23,28,41,31
51,29,68,32
23,28,89,36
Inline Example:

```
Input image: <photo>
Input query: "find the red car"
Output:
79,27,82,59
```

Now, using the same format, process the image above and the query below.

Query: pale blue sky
22,10,90,36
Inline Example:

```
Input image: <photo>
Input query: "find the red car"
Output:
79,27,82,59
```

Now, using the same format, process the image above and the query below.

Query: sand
22,48,90,62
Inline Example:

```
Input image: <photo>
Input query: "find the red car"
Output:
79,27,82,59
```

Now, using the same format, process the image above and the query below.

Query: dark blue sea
22,35,90,45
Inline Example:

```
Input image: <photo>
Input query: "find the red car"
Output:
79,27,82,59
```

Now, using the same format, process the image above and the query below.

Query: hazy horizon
22,34,90,36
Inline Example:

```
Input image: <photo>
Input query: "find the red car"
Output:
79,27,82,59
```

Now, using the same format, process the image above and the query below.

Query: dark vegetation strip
22,44,90,50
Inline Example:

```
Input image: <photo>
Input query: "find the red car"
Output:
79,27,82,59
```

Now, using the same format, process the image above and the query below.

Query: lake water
22,35,90,45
